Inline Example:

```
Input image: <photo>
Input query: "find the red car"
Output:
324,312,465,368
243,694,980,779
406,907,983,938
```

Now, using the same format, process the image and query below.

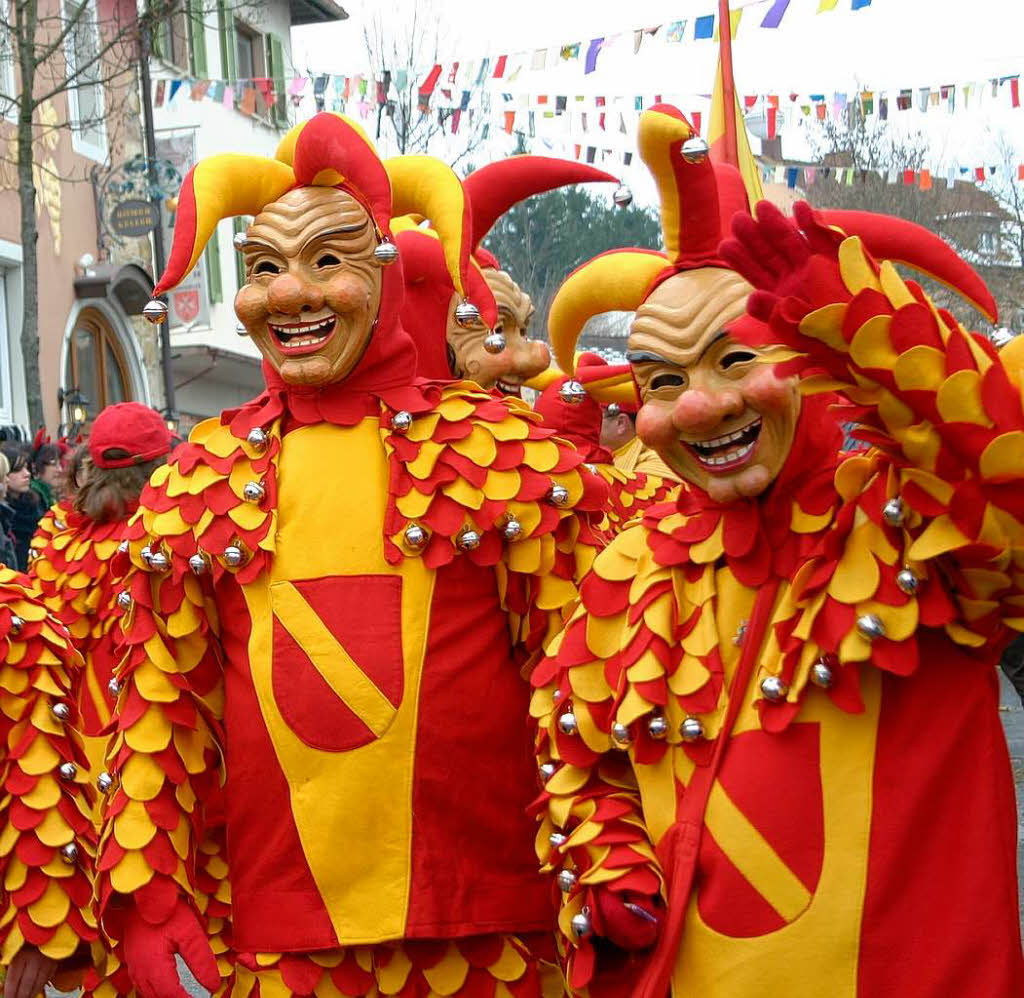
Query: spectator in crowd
2,444,43,570
0,450,18,569
60,443,89,502
1000,636,1024,707
30,441,61,509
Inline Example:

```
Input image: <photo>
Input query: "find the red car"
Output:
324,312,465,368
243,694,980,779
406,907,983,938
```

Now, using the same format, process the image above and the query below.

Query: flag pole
717,0,739,164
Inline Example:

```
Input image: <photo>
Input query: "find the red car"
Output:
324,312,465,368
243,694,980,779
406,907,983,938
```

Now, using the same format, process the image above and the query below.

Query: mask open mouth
267,316,337,356
496,379,522,397
687,417,762,472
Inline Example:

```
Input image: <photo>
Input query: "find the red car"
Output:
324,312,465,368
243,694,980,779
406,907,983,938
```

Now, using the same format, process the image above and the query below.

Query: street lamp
162,408,180,435
57,386,89,433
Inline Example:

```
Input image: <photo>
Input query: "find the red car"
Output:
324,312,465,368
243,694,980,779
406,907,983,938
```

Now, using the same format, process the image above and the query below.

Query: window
63,0,106,161
235,22,266,84
0,6,15,121
64,308,133,415
154,0,207,76
0,274,11,423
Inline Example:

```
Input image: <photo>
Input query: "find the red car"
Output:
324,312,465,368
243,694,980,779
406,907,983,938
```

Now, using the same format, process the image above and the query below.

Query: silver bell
558,380,587,405
97,771,114,793
58,762,77,780
9,615,23,634
373,240,399,265
896,568,920,595
59,842,79,865
613,184,633,208
558,711,579,736
117,540,129,555
571,911,593,939
606,403,621,417
502,517,523,540
232,231,248,250
760,675,788,702
235,322,249,337
810,659,834,688
454,300,481,327
539,761,558,784
108,677,122,698
882,497,905,527
140,545,152,563
116,591,132,610
223,545,246,567
391,410,413,433
549,831,568,848
610,722,632,748
142,299,169,324
148,551,170,572
242,481,266,503
51,701,71,721
856,614,886,641
680,716,704,742
247,427,269,450
404,524,428,549
548,484,570,507
647,714,669,740
483,331,507,354
189,554,208,575
681,136,710,163
557,869,578,892
55,519,66,531
457,529,482,551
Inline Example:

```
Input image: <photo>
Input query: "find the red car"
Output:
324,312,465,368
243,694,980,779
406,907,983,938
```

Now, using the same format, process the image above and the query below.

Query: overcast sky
291,0,1024,205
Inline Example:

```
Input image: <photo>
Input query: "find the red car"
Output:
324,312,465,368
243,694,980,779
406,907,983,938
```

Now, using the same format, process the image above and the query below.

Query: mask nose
267,273,325,315
671,387,744,435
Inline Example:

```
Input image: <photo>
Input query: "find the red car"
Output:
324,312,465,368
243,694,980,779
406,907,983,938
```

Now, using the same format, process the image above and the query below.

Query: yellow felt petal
585,613,627,659
797,303,849,353
908,514,971,561
27,879,71,928
879,260,917,311
114,801,158,850
120,754,167,801
849,314,897,371
838,236,882,294
828,539,880,604
489,941,527,982
449,426,497,466
109,850,156,893
125,706,173,753
900,422,940,472
421,948,469,995
482,469,521,501
568,661,611,703
375,948,412,992
936,370,989,427
17,737,61,776
521,439,561,473
35,809,73,848
893,345,945,392
979,432,1024,481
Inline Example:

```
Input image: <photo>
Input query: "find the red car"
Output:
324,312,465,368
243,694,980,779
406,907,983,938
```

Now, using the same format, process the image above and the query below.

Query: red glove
122,897,220,998
593,889,662,950
4,947,57,998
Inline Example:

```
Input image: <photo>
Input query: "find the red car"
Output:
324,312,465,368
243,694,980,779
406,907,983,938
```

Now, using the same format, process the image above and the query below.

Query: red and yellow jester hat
547,104,752,373
463,156,620,269
151,112,495,328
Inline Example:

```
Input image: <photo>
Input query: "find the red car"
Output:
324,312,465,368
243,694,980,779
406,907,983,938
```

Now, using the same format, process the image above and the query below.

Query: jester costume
97,113,607,998
0,569,97,979
531,357,673,538
396,157,618,395
531,105,1024,997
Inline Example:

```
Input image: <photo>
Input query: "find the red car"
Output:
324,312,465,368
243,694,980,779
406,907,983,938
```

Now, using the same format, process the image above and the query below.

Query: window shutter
206,224,223,305
217,0,236,83
268,34,287,126
188,0,207,77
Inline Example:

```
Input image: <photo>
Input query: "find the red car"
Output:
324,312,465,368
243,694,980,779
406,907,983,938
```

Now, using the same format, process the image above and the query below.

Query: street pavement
999,672,1024,929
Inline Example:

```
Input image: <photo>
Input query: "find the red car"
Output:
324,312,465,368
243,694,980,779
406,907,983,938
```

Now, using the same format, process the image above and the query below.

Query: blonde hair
0,451,9,478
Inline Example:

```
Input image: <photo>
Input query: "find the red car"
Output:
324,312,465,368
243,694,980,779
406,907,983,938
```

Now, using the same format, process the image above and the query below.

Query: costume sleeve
724,206,1024,658
530,527,668,992
597,467,675,538
95,529,225,940
382,386,609,662
0,570,97,963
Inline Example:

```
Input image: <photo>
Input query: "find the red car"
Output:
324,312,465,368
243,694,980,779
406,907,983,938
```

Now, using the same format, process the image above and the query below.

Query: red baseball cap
88,402,173,469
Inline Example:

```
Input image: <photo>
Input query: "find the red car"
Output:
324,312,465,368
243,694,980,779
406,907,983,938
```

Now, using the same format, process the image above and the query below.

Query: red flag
504,110,515,133
766,107,777,139
692,110,702,134
974,166,986,181
1011,77,1020,108
451,109,461,133
744,95,757,110
493,55,508,78
902,169,915,185
418,64,442,96
447,62,460,84
1017,163,1024,181
574,143,581,159
919,169,932,191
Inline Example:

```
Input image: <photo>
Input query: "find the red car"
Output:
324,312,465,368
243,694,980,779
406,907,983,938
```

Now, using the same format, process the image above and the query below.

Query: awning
73,262,154,315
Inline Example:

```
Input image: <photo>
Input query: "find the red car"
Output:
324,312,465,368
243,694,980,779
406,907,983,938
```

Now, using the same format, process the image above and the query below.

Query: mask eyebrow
627,350,674,365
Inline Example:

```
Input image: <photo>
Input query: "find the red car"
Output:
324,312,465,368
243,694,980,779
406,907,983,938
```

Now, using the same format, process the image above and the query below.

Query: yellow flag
708,56,765,211
817,0,840,10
